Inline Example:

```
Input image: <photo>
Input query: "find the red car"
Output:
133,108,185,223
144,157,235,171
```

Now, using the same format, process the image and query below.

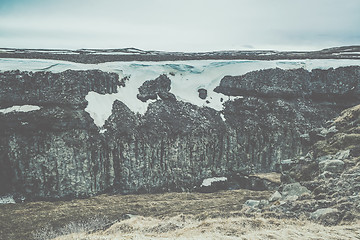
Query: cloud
0,0,359,51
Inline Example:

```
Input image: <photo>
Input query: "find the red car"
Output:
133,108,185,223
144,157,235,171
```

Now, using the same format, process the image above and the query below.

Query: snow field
1,58,360,127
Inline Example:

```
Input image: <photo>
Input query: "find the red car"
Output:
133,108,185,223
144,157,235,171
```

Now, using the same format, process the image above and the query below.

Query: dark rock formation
137,74,175,102
0,70,122,108
244,104,360,225
104,100,227,194
198,88,207,99
215,67,360,103
0,66,359,200
221,96,346,172
0,70,121,198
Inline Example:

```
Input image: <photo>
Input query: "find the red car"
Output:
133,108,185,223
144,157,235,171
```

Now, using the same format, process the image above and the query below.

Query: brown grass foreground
55,215,360,240
0,189,271,240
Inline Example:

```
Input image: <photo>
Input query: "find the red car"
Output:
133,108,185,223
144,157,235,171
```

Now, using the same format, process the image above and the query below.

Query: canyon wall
0,66,359,199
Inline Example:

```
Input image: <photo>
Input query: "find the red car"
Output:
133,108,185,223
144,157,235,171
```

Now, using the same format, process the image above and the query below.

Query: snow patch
83,63,161,127
220,113,226,122
1,58,360,74
332,52,360,55
0,195,15,204
85,92,118,127
201,177,227,187
99,129,107,134
0,105,41,114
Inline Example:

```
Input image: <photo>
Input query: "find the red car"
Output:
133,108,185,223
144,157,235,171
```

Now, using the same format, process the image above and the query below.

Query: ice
201,177,227,187
0,105,41,114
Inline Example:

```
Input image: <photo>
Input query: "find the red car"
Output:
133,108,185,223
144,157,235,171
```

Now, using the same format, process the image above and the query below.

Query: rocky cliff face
240,103,360,225
0,70,122,107
214,67,360,102
0,66,359,200
0,70,122,198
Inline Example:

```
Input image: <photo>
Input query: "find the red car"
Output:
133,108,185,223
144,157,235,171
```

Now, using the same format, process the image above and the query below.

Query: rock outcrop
197,88,207,100
0,70,122,108
243,104,360,225
214,67,360,102
137,74,175,102
0,66,359,200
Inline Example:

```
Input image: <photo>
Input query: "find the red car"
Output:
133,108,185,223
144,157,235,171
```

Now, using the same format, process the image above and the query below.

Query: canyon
0,54,359,200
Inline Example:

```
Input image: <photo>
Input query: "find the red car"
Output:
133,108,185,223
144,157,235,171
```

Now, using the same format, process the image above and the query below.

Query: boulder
137,74,172,102
259,199,269,208
197,88,207,100
282,182,310,200
311,208,337,219
310,208,340,225
269,191,282,202
244,200,260,208
319,160,345,173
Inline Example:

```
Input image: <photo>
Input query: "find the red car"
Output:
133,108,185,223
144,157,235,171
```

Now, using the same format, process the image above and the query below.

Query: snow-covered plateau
1,58,360,127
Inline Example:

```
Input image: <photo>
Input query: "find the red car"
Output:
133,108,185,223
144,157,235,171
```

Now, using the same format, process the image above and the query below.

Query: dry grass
55,215,360,240
250,172,281,184
333,104,360,127
0,189,271,240
314,133,360,156
315,104,360,156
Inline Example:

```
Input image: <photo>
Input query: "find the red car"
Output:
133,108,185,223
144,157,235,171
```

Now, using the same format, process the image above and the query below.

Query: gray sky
0,0,359,51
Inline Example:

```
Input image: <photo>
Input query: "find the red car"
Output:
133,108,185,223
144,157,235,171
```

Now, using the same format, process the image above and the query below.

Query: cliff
238,103,360,226
0,65,359,200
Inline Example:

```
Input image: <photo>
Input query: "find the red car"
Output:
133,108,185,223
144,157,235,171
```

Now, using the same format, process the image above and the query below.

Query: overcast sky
0,0,359,51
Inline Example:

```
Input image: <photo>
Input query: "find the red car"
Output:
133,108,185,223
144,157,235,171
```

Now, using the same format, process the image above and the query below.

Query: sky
0,0,359,52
